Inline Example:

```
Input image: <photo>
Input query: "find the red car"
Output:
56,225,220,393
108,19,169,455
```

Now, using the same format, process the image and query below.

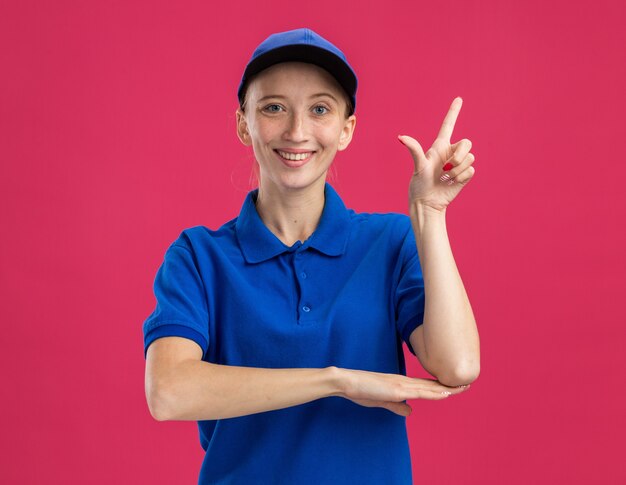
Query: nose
283,110,308,142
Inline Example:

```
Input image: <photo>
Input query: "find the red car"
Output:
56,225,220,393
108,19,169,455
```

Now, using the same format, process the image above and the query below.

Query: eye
263,104,283,113
313,105,329,115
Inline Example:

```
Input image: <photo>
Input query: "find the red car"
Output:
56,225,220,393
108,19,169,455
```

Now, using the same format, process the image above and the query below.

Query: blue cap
237,28,357,115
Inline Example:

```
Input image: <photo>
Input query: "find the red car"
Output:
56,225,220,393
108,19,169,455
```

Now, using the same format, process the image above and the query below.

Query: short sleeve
393,224,426,356
142,241,209,360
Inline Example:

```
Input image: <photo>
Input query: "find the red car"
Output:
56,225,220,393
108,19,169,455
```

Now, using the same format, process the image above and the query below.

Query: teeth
277,150,313,161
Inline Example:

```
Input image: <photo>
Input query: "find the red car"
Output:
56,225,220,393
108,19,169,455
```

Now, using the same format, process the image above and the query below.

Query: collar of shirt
235,182,351,264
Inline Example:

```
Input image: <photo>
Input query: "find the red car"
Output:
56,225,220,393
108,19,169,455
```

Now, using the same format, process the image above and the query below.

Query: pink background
2,0,625,483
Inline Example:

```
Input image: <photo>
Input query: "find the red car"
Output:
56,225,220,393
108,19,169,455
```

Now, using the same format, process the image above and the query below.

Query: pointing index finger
437,97,463,143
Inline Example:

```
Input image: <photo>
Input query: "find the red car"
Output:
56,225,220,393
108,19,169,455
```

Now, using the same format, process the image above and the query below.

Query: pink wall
1,0,624,483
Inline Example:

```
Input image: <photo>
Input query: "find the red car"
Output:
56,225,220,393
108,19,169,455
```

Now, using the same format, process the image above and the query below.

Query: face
236,62,356,193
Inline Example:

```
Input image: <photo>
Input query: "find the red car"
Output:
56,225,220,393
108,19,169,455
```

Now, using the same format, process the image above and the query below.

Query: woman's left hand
398,97,476,213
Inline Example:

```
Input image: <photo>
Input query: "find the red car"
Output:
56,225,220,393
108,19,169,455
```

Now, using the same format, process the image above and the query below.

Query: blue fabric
143,182,426,484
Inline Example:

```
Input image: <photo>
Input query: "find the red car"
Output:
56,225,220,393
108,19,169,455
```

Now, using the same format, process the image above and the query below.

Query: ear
337,114,357,151
236,108,252,146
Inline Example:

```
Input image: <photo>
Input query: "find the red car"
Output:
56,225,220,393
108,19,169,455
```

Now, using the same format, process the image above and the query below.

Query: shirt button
301,272,307,279
302,305,311,312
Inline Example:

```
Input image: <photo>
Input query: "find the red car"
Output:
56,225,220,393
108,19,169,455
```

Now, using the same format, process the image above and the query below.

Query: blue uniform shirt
143,182,426,484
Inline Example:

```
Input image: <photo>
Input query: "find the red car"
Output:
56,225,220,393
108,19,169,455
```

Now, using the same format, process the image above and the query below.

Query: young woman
143,28,480,484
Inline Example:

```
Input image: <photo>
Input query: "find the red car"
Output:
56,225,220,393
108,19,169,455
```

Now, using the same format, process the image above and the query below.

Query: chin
270,171,329,192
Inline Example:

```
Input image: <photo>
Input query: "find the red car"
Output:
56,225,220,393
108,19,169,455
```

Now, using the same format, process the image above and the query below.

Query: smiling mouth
274,149,316,161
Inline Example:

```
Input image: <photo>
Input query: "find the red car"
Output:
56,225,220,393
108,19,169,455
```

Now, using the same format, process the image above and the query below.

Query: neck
255,179,326,246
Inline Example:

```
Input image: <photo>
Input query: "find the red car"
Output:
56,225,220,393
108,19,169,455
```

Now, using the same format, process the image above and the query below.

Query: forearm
154,361,343,421
409,202,480,385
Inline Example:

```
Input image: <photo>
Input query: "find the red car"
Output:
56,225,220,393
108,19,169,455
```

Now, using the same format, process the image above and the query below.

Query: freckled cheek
318,132,341,150
257,125,282,144
249,130,275,152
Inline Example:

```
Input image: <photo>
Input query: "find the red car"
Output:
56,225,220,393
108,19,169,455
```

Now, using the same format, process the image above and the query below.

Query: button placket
294,250,314,324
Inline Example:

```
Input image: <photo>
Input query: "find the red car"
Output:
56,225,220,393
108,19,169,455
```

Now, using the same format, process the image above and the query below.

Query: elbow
147,393,170,422
436,361,480,387
146,379,176,422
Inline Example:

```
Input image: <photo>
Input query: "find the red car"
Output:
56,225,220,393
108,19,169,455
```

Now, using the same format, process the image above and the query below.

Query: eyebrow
256,93,339,104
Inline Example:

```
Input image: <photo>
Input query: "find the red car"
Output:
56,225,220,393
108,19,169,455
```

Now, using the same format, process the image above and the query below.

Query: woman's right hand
336,367,470,417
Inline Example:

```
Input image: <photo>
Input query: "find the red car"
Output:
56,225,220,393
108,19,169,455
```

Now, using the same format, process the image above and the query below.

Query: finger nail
440,173,450,182
443,162,453,171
